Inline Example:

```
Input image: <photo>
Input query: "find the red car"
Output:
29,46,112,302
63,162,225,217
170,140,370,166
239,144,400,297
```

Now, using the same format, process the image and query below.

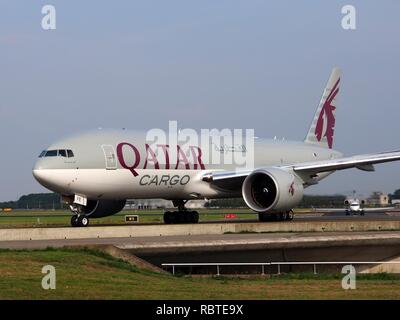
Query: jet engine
242,168,304,212
77,199,126,218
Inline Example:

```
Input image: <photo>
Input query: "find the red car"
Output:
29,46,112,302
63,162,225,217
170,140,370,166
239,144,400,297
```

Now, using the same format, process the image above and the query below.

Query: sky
1,0,400,201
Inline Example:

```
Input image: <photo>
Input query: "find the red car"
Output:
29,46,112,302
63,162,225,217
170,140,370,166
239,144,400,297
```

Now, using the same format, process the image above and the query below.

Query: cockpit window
45,150,58,157
58,150,67,157
39,149,75,158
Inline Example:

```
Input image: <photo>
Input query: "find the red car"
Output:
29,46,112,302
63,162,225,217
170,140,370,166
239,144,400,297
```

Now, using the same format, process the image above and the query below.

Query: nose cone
32,157,70,194
33,157,45,171
32,168,45,184
32,159,54,190
33,157,45,179
33,161,47,187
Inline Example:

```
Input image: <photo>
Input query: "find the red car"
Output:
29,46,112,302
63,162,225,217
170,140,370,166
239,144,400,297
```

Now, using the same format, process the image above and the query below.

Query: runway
205,210,400,223
293,210,400,221
141,210,400,224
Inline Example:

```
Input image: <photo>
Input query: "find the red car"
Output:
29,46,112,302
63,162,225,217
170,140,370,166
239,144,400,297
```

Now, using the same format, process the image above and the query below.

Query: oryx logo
289,182,295,196
314,78,340,149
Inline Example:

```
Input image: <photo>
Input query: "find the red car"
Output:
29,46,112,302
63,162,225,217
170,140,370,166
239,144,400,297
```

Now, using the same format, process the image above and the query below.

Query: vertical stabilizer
304,68,341,149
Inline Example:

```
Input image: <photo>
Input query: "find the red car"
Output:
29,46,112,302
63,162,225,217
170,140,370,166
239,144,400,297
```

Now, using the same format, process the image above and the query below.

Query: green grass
0,248,400,299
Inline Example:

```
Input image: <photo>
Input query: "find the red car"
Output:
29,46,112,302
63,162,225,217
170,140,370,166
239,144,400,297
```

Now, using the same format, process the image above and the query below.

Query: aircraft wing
363,207,395,212
203,150,400,188
289,150,400,173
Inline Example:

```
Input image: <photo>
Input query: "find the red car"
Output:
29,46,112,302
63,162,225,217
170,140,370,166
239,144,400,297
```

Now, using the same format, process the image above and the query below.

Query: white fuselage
349,202,361,212
33,130,342,201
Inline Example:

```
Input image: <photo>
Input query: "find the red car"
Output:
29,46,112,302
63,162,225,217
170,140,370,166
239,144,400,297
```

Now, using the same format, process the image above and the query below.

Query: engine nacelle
242,168,304,212
79,199,126,218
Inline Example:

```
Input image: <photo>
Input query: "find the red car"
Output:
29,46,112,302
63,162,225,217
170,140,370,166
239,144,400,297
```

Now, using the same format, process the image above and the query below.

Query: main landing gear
258,210,294,222
163,200,199,224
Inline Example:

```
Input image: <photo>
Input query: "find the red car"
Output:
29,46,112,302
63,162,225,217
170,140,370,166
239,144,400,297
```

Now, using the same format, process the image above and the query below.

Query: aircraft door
101,145,117,169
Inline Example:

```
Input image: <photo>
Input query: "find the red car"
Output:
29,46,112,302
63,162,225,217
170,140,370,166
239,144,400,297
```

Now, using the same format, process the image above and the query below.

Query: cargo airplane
33,68,400,226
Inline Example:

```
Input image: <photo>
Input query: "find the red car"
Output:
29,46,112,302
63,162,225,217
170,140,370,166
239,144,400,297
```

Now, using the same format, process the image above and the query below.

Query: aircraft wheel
165,211,178,224
183,211,193,223
345,210,350,216
277,212,285,221
286,210,294,221
190,211,199,223
258,213,269,222
172,211,180,224
71,215,79,227
77,215,89,227
177,211,186,224
164,210,199,224
163,211,172,224
360,210,365,216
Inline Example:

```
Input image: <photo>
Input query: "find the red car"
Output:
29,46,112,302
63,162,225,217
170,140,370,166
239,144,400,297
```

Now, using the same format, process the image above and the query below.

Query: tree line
0,193,66,210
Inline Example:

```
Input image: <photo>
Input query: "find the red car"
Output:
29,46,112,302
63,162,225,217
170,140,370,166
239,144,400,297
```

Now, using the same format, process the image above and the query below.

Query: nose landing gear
69,204,90,227
70,215,90,227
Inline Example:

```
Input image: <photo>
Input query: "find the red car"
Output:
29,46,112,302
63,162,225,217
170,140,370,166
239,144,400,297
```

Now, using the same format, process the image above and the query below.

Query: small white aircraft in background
344,198,365,216
317,194,393,216
33,68,400,226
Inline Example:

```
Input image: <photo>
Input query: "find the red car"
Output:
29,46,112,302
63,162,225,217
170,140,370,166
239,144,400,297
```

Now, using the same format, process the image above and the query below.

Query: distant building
391,199,400,208
368,192,389,206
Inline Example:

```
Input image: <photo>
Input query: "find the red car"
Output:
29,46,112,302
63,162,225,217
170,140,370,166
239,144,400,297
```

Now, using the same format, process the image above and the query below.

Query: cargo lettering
139,174,191,186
